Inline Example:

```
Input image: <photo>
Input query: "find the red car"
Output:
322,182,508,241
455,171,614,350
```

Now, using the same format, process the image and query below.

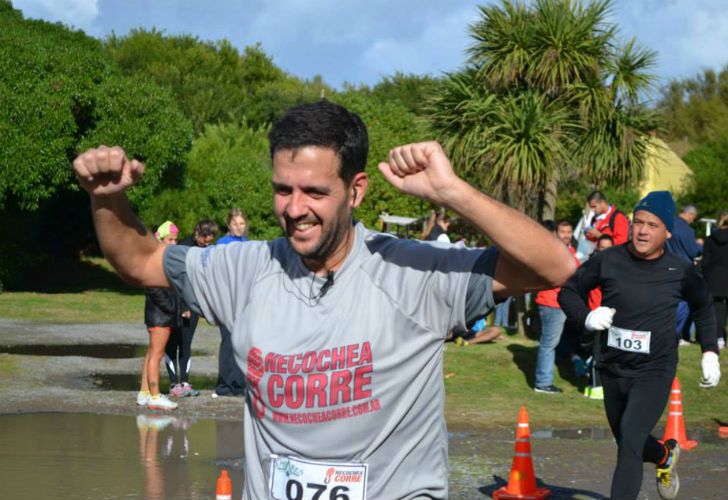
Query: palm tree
429,0,659,219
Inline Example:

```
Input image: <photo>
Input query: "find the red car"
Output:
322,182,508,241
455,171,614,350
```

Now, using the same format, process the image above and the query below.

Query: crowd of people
137,210,250,412
73,100,723,500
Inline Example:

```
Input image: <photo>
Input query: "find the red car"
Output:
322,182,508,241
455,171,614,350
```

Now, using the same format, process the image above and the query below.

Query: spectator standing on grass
165,219,218,398
211,208,249,397
666,204,703,344
138,221,179,411
534,219,580,394
702,211,728,350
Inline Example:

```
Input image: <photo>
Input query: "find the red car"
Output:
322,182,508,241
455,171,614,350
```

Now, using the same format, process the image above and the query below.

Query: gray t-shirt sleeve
464,247,499,325
163,244,199,314
163,242,265,329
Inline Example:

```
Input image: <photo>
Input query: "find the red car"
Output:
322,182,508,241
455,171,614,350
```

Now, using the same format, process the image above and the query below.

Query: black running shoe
534,385,563,394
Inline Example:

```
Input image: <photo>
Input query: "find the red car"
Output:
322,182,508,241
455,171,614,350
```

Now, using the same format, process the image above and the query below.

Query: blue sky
12,0,728,96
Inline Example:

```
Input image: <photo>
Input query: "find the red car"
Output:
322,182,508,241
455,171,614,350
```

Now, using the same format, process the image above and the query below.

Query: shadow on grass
479,475,607,499
507,343,538,388
507,343,585,391
12,257,141,295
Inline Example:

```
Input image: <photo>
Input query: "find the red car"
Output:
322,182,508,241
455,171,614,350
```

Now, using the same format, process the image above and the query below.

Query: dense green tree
429,0,658,219
106,30,334,132
680,140,728,222
0,7,191,212
141,121,279,240
0,3,191,288
368,72,444,116
0,1,110,210
242,74,331,128
107,31,274,134
331,91,432,229
659,67,728,147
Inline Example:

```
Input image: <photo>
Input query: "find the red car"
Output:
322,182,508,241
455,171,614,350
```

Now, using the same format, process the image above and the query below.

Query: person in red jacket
585,191,630,245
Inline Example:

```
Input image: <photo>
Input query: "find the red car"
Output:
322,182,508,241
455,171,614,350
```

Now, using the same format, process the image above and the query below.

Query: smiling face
272,146,366,273
630,210,670,259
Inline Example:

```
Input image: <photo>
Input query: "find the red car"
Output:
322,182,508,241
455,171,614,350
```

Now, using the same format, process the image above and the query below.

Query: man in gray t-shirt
73,100,576,499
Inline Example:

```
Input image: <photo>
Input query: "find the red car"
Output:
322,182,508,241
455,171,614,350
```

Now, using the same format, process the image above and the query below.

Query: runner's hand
584,307,616,331
700,351,720,388
73,146,144,196
378,141,463,206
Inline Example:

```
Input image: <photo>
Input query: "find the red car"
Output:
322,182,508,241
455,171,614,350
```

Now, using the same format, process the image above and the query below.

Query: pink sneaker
180,382,200,397
169,383,185,398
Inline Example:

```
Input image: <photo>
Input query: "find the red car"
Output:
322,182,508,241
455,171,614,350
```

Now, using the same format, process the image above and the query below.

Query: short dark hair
587,190,606,203
598,234,614,244
195,219,219,238
268,100,369,185
540,219,556,232
556,219,573,229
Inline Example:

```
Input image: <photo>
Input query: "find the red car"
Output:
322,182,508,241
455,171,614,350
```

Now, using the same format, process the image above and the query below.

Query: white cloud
13,0,99,29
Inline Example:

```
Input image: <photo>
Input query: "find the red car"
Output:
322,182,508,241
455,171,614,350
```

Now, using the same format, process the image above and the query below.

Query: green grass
0,290,144,323
444,335,728,430
0,256,144,323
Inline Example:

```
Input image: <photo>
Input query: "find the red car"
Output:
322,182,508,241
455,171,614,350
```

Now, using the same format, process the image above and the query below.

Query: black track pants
165,314,198,384
600,369,674,500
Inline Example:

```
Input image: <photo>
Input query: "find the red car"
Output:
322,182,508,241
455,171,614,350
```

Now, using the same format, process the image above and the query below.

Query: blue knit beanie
633,191,675,232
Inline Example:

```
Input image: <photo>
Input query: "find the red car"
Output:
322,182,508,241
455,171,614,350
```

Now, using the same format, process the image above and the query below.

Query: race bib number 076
269,455,368,500
607,326,651,354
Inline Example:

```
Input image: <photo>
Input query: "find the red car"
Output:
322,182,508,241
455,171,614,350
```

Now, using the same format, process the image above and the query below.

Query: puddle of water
0,413,244,500
78,373,219,392
0,413,725,499
0,344,204,359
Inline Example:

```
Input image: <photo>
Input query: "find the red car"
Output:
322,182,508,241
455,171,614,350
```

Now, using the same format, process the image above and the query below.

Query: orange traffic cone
662,377,698,450
493,406,550,500
216,469,232,500
719,426,728,439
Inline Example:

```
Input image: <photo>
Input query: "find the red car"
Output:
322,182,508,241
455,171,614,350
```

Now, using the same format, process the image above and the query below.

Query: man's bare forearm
442,180,576,290
91,193,168,288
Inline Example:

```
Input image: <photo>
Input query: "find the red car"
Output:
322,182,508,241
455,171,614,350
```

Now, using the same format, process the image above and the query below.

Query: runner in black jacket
558,191,721,500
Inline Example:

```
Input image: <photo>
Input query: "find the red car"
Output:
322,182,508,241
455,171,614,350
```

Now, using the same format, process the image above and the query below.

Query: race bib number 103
269,455,368,500
607,326,651,354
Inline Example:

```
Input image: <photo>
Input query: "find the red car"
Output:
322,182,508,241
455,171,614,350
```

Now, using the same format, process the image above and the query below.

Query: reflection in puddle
79,373,219,392
0,413,244,500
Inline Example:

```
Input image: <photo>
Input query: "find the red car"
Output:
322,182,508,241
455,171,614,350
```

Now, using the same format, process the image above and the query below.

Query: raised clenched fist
73,146,144,196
